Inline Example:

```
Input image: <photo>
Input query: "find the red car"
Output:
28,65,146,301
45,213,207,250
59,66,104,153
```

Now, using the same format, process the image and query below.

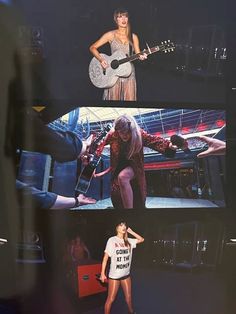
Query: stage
79,267,227,314
78,197,220,210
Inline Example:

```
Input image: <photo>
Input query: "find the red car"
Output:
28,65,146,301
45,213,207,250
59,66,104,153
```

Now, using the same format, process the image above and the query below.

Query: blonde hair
114,114,142,159
113,8,133,44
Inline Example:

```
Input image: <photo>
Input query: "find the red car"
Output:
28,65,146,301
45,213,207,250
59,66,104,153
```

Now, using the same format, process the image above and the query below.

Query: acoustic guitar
75,124,111,194
89,40,175,89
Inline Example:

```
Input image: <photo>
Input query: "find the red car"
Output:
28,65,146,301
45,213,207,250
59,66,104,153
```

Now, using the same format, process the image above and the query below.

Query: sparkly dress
103,32,137,101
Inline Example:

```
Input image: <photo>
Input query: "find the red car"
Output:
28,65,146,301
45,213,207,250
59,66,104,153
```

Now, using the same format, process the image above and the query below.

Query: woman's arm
196,136,226,158
141,129,176,158
95,129,114,156
127,227,144,244
89,31,113,68
50,194,96,209
93,167,112,178
100,252,109,282
132,33,147,60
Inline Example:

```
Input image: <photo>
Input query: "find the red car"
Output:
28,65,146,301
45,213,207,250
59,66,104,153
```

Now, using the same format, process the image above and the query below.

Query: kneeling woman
95,114,180,208
100,222,144,314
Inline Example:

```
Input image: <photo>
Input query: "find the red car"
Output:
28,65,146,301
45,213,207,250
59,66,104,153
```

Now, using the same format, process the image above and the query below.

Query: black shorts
108,274,130,281
113,160,133,179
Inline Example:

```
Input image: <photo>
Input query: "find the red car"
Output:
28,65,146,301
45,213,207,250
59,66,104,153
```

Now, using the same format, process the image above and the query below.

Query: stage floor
78,196,220,210
79,267,227,314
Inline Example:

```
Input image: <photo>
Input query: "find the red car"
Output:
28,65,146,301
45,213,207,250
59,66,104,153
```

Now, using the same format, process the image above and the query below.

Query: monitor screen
18,105,226,210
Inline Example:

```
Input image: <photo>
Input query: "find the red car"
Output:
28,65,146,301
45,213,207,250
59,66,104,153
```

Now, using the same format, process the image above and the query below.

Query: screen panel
41,105,226,210
14,0,226,104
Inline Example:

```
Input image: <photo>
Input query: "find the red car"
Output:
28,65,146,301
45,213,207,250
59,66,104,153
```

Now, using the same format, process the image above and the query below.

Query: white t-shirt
104,236,137,279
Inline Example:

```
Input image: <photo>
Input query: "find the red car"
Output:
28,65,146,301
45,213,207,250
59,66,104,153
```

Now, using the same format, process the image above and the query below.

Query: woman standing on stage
89,8,146,101
94,114,187,209
100,221,144,314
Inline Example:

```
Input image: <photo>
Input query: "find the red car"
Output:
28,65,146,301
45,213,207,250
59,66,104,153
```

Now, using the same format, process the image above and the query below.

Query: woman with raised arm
100,221,144,314
89,8,146,101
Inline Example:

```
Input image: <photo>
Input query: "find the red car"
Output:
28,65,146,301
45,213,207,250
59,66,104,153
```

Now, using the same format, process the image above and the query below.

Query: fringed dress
103,32,137,101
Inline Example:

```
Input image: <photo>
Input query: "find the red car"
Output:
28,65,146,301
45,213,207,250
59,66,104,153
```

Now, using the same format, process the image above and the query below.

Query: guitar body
75,156,101,194
89,51,132,89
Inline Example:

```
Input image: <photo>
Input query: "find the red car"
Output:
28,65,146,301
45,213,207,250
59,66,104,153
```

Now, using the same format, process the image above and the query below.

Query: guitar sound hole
111,59,119,69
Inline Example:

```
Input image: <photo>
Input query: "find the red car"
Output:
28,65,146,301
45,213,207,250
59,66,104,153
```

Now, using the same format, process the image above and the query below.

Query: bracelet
73,197,80,208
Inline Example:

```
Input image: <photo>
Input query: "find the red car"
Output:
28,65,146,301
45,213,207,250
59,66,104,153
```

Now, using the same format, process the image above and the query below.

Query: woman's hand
80,153,94,166
168,142,178,151
127,227,133,234
127,227,144,244
79,134,94,163
196,136,226,157
100,58,109,69
100,273,107,283
138,52,148,61
77,194,97,205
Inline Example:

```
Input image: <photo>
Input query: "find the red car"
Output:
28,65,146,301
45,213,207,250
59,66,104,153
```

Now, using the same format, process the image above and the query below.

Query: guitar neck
89,155,101,168
90,142,98,154
89,125,111,154
118,46,159,65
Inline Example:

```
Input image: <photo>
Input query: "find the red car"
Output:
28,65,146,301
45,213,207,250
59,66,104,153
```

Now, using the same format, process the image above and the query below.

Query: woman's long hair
116,222,130,249
114,114,142,159
113,8,133,45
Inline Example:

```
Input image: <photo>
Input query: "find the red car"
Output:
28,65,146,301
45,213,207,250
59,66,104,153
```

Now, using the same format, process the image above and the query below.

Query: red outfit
99,129,175,209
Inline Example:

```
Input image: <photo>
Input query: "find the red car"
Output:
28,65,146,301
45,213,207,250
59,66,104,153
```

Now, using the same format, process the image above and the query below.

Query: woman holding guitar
94,114,189,209
89,8,147,101
100,221,144,314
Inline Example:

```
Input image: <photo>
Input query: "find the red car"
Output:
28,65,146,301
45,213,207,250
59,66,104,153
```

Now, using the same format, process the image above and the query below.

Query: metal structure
49,108,225,142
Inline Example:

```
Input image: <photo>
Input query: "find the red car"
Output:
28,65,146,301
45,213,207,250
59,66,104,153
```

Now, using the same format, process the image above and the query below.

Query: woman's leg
103,74,136,101
117,167,135,208
123,76,137,101
104,279,120,314
103,79,122,100
120,277,134,313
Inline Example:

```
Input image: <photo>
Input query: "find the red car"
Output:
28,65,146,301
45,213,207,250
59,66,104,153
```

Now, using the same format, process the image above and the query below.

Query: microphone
170,135,191,154
95,274,108,284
